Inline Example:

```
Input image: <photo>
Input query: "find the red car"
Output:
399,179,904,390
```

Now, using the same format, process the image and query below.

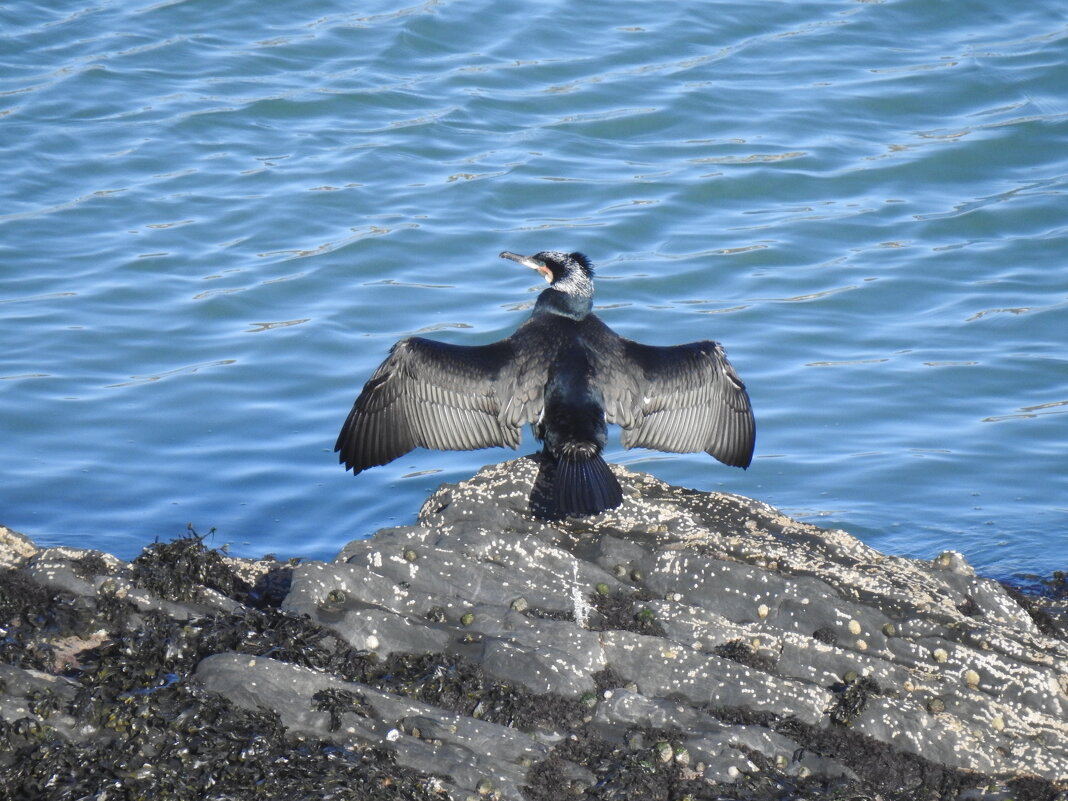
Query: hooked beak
500,251,552,282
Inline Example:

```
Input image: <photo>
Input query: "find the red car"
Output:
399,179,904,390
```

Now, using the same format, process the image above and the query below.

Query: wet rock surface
1,461,1066,800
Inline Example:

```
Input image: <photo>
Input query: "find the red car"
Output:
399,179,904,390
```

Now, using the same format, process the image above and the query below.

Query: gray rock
0,525,37,570
196,651,552,801
590,688,854,782
292,457,1068,789
2,457,1065,799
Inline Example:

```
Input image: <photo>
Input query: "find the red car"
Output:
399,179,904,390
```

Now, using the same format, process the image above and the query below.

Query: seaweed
812,626,839,646
524,724,701,801
314,687,375,731
353,652,588,732
999,572,1068,641
1,679,446,801
587,590,667,636
0,568,107,672
522,723,856,801
0,531,600,797
71,552,110,581
713,638,778,672
0,534,452,799
130,527,250,603
828,675,881,727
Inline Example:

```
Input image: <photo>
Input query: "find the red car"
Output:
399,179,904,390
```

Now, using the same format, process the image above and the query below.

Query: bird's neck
533,286,593,321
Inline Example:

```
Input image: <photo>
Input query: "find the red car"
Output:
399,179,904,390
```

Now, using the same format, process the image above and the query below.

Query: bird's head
499,250,594,295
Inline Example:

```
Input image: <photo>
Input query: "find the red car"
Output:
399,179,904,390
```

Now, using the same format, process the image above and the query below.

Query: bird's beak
500,251,552,282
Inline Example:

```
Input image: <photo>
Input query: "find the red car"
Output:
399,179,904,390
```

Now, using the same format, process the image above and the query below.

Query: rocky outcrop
0,460,1065,799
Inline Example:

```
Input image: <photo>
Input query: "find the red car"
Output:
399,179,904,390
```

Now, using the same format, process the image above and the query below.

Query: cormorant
335,250,755,517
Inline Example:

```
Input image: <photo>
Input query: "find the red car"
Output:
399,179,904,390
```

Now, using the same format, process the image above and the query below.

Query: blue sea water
2,0,1066,579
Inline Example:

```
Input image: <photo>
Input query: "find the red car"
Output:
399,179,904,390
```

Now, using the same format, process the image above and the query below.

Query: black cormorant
335,250,755,517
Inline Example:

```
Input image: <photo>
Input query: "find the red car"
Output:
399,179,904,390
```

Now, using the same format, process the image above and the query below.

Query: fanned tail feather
553,453,623,517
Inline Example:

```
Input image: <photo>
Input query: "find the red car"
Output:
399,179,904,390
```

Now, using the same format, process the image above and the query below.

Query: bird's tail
553,450,623,517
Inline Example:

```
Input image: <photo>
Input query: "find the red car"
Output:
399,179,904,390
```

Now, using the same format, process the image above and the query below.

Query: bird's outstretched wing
335,336,535,474
597,338,755,468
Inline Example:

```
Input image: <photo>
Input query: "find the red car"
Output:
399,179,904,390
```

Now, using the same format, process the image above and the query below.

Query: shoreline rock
1,460,1065,799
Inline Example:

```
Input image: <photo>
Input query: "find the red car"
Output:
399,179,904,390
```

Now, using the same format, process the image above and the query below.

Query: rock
1,459,1066,800
0,525,36,570
196,652,552,801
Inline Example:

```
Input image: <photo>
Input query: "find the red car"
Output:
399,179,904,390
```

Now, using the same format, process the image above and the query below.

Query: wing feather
597,337,755,468
336,336,536,473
